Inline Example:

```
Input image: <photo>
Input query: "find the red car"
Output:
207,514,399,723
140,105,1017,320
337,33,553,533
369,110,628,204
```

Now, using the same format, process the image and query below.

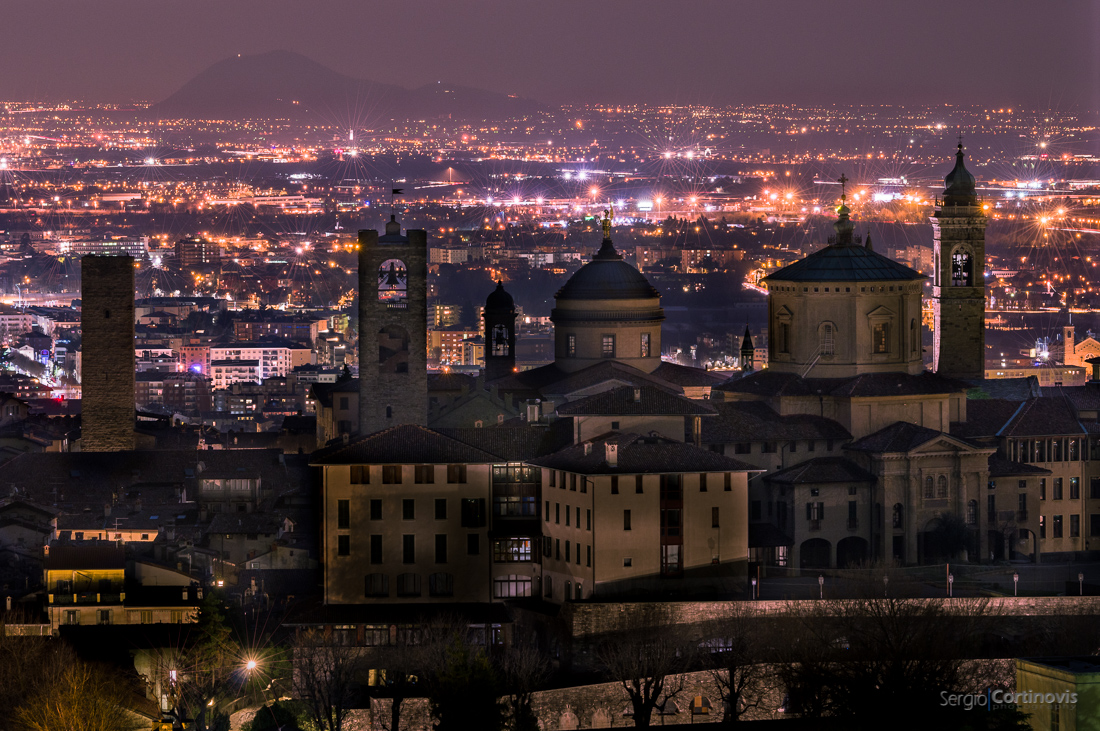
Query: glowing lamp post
751,577,757,601
883,575,889,598
948,573,954,598
1080,573,1085,596
818,574,824,599
1013,572,1019,597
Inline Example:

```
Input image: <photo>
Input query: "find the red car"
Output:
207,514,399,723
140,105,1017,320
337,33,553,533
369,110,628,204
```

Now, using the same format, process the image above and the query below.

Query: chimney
605,442,618,467
104,503,111,517
632,388,642,403
526,399,540,423
5,596,10,611
583,442,593,456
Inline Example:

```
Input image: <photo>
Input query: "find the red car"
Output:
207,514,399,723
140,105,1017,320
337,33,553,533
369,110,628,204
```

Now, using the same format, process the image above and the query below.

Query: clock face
378,258,407,301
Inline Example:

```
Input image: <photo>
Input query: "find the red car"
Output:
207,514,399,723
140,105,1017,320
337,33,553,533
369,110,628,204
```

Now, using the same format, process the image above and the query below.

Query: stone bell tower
483,281,517,382
358,216,427,435
931,143,987,380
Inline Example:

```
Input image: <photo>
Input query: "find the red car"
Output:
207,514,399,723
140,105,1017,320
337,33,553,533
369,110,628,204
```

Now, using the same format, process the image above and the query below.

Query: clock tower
358,215,428,435
931,144,987,380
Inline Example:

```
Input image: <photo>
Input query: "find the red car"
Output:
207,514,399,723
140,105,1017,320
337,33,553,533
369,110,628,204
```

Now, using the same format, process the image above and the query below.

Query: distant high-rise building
176,237,220,268
483,281,516,382
81,255,135,451
358,216,427,435
931,144,986,380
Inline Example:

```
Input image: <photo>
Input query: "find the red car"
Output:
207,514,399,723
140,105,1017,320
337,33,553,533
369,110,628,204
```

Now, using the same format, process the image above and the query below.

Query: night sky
4,0,1099,108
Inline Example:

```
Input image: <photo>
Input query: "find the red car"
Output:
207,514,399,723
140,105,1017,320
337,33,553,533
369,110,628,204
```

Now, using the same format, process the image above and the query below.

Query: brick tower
358,216,427,435
81,255,135,451
932,144,987,380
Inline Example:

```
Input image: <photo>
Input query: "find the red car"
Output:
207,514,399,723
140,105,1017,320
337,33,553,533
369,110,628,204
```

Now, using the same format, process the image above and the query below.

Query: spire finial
838,173,849,203
602,206,613,239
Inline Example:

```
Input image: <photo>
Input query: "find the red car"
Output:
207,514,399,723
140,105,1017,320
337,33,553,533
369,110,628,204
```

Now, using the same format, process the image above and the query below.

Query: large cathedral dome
551,232,664,373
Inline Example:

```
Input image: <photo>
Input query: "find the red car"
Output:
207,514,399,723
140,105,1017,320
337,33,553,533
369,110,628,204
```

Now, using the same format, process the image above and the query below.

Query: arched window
951,250,972,287
924,477,934,499
820,323,835,356
966,500,977,525
378,259,407,302
378,325,409,373
873,322,890,354
491,324,510,356
892,503,903,529
937,475,948,498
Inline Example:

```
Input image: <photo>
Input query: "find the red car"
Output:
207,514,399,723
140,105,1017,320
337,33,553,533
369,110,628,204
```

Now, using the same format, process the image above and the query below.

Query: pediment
866,305,897,319
909,435,981,455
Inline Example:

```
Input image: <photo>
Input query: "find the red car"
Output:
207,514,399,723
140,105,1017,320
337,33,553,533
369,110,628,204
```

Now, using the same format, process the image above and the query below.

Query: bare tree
370,627,424,731
596,617,696,729
702,603,775,724
291,628,364,731
497,639,551,731
15,660,145,731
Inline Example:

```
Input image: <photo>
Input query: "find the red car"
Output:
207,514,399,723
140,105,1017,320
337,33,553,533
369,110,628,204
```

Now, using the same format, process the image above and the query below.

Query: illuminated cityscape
2,4,1100,730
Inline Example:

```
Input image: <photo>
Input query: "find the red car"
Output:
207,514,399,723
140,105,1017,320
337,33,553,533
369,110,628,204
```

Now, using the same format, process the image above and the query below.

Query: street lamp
1080,573,1085,596
1013,572,1019,597
751,577,757,601
948,573,954,597
883,575,889,597
818,574,824,599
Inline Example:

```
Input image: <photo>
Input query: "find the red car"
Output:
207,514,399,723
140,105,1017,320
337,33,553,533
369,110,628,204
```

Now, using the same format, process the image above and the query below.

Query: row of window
1039,514,1080,539
361,572,533,599
337,497,486,527
61,609,188,625
1009,438,1084,465
543,536,592,567
545,502,592,530
734,441,836,455
562,333,652,359
349,464,468,485
337,533,531,564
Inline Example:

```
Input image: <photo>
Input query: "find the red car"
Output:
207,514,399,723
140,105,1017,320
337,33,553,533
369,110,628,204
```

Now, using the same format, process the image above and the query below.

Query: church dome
485,281,514,311
555,239,661,301
943,144,977,206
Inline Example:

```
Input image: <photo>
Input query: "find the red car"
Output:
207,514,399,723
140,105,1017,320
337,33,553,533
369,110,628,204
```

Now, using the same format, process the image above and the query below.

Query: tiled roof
528,432,762,475
966,377,1041,400
988,455,1051,478
651,361,727,388
208,512,284,535
311,424,499,465
949,399,1024,439
702,401,851,443
44,544,125,571
555,385,716,417
439,422,573,461
764,456,876,485
846,421,965,454
1043,384,1100,412
716,370,967,398
762,243,925,283
998,397,1085,438
489,361,682,399
428,372,477,392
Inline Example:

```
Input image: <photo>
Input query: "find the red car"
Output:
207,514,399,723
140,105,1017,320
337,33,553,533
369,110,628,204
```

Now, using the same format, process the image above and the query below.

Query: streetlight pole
818,574,824,600
1080,572,1085,596
751,577,757,600
948,573,954,598
1013,572,1019,597
883,575,889,598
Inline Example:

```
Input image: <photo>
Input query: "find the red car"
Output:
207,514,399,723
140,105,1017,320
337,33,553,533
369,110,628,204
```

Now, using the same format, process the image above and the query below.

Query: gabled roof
1043,384,1100,412
702,401,851,443
438,422,574,461
311,424,499,465
846,421,978,454
764,456,876,485
950,399,1024,439
997,397,1086,438
716,369,967,399
555,385,716,417
988,455,1051,478
528,432,761,475
651,361,727,388
44,543,125,571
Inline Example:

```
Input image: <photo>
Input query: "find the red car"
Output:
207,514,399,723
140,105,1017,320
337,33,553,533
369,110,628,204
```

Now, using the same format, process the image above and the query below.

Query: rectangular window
611,475,619,494
370,535,382,564
435,498,447,520
365,574,389,597
1071,514,1080,538
493,538,532,562
789,441,798,453
636,475,644,494
382,465,401,484
1040,515,1046,539
576,506,581,527
567,333,576,357
565,541,570,563
545,500,550,521
447,464,467,484
872,322,889,354
602,335,615,357
624,509,632,531
370,499,382,520
586,509,591,530
337,534,350,556
402,499,415,520
555,539,561,560
641,332,651,357
493,575,532,599
550,471,556,487
337,499,350,529
1054,478,1063,500
725,473,732,492
555,503,560,524
712,507,720,528
402,535,416,563
734,442,751,454
761,442,777,453
623,557,633,568
435,534,447,563
700,473,708,492
1092,478,1100,500
1071,478,1080,500
1040,479,1047,501
570,474,577,491
1091,514,1100,537
350,465,369,484
586,545,592,567
415,465,435,484
467,533,480,555
566,506,571,527
460,498,486,527
1053,515,1063,539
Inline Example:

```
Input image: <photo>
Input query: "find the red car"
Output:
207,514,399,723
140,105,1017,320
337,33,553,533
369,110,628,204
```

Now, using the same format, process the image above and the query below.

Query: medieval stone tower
931,144,987,380
483,281,516,382
358,216,427,435
81,255,135,451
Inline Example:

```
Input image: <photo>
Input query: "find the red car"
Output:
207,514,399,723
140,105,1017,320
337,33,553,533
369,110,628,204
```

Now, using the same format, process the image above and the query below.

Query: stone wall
80,255,135,451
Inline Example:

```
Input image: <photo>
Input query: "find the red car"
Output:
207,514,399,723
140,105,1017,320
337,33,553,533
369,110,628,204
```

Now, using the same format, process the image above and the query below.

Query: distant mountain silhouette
149,50,540,121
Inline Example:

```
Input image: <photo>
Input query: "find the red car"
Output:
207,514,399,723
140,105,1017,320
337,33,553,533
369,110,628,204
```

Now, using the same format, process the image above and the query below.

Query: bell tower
484,281,516,382
358,215,428,435
931,143,987,380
